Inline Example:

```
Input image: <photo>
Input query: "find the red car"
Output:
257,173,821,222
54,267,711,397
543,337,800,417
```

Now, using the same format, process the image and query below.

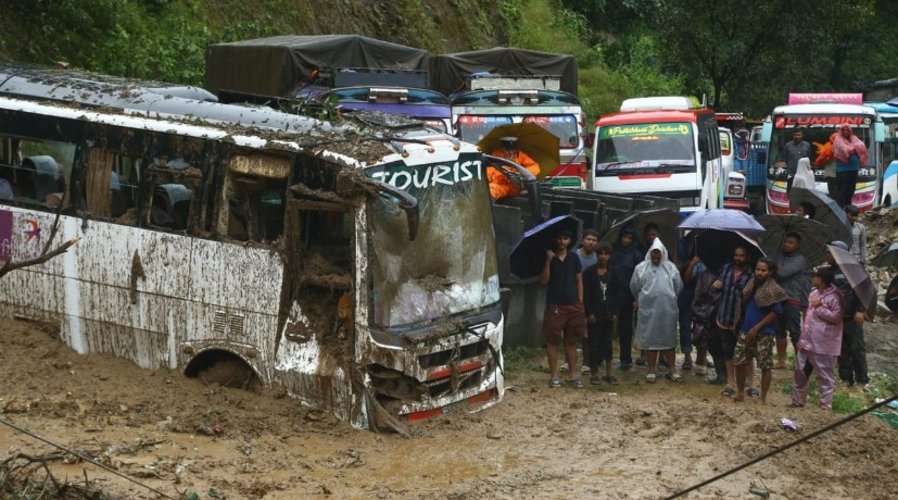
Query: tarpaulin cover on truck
430,47,578,97
205,35,429,97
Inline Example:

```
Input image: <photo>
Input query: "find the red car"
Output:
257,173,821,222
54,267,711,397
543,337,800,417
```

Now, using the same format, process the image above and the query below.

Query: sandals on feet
721,387,736,397
747,388,760,398
667,373,683,382
601,375,619,385
567,379,583,389
645,373,657,384
681,358,693,370
548,377,561,388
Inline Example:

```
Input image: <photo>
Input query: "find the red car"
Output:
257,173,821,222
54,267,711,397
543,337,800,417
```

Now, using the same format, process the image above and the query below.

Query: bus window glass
83,149,139,220
0,136,75,210
150,183,192,231
456,115,513,143
720,132,732,155
366,155,499,329
768,119,874,180
523,115,578,148
594,122,695,175
227,176,286,242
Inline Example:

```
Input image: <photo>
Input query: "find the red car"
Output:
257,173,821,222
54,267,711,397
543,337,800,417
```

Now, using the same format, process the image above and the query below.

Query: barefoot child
791,267,844,409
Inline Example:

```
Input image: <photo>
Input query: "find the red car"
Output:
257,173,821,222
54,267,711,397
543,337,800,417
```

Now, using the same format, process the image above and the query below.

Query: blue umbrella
509,215,581,279
872,241,898,267
788,188,852,246
678,209,765,234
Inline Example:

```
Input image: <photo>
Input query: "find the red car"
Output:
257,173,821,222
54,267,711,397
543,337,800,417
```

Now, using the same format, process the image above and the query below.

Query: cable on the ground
0,416,176,499
663,393,898,499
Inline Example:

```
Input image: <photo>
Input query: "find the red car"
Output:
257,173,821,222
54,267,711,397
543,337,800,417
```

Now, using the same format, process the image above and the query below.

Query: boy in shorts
733,258,787,404
540,229,587,388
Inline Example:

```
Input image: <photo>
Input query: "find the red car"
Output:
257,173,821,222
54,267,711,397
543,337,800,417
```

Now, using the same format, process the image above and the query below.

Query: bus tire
185,349,262,391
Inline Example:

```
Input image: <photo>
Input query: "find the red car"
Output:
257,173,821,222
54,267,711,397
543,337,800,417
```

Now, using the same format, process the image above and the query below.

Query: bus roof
595,108,713,127
771,103,876,115
865,101,898,115
0,65,471,167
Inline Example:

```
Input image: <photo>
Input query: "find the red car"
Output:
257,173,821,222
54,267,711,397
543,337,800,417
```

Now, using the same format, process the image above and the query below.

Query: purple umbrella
509,215,581,279
678,209,765,234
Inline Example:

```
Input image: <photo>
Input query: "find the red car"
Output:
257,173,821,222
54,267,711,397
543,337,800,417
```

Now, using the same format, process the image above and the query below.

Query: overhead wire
0,416,176,499
664,393,898,499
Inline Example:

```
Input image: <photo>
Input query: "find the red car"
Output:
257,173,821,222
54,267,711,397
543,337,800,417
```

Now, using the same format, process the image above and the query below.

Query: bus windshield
768,118,875,180
457,115,513,143
523,115,579,148
367,154,500,329
595,122,695,175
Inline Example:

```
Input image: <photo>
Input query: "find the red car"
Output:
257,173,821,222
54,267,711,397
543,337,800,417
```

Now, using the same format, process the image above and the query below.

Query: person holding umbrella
826,241,870,388
486,136,541,200
540,229,587,388
630,239,683,384
790,267,844,410
711,246,754,395
611,227,642,370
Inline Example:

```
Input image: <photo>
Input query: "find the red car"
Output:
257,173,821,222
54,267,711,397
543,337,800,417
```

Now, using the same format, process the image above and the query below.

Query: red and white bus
589,97,726,213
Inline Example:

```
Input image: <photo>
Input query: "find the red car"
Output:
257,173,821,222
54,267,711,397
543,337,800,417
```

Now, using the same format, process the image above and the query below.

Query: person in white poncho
630,238,684,383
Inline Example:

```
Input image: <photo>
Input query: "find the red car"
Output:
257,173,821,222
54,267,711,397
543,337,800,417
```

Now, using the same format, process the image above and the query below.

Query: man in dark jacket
611,226,642,370
827,241,869,387
584,242,620,385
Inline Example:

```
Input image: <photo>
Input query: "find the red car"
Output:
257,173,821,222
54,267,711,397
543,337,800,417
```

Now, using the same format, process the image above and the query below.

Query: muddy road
1,316,897,499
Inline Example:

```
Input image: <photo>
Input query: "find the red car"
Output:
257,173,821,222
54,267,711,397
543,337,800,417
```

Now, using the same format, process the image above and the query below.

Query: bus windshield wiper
595,161,642,171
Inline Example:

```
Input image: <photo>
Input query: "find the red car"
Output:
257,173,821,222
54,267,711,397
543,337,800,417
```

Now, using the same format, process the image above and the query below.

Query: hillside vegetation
2,0,898,118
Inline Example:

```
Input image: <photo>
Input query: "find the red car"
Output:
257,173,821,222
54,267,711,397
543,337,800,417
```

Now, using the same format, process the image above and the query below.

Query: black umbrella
788,188,852,246
757,215,835,268
694,230,765,274
828,244,877,321
601,208,681,262
509,215,582,279
871,241,898,268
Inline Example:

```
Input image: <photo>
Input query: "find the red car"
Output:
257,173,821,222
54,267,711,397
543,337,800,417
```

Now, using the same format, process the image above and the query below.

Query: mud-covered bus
589,96,725,213
760,93,884,213
0,65,504,432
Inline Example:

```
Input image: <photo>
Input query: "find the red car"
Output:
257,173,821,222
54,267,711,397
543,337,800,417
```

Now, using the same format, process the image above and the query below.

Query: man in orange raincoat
487,137,541,200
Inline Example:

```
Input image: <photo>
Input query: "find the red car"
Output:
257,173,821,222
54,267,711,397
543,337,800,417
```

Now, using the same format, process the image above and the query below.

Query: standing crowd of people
539,207,874,410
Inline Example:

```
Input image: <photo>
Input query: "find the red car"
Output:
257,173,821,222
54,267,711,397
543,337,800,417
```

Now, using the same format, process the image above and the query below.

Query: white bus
760,94,884,213
0,66,504,431
589,96,724,213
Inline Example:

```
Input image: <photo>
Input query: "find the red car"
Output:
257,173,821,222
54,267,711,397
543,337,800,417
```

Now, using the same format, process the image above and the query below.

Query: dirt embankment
2,316,898,499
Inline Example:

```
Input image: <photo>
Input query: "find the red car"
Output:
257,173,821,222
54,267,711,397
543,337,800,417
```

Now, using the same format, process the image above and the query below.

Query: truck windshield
366,154,500,330
768,118,875,181
457,115,513,143
524,115,579,148
595,122,695,175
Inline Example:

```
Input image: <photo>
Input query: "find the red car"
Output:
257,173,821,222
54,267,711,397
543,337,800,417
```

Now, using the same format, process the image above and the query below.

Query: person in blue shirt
733,258,787,404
